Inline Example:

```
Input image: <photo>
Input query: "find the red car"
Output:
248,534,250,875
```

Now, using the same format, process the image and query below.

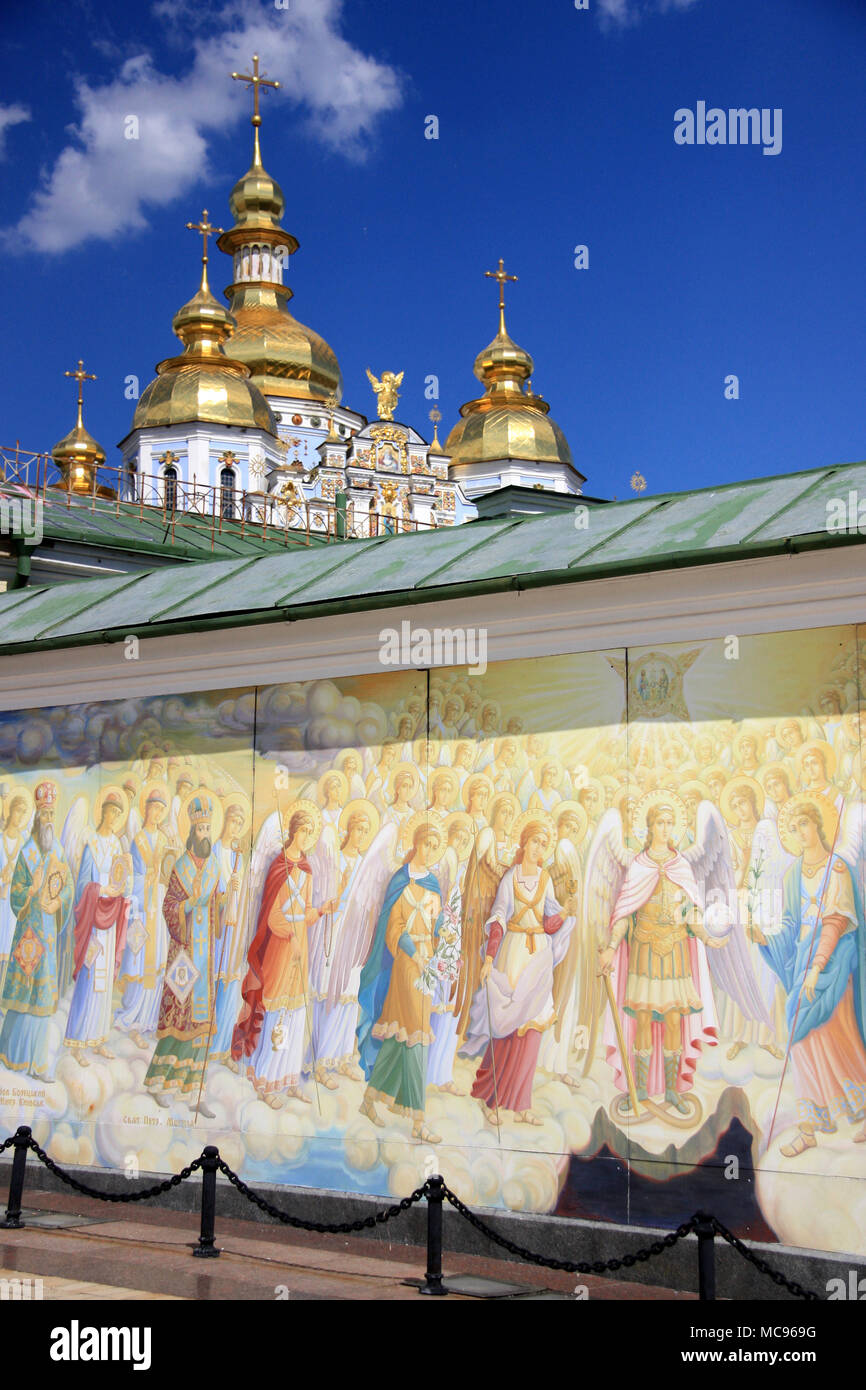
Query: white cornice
0,546,863,712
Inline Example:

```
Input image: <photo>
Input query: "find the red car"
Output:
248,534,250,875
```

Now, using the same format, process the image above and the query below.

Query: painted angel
307,800,378,1085
590,793,771,1119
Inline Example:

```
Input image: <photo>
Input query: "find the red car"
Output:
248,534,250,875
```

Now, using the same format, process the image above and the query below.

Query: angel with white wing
593,791,771,1125
308,798,380,1086
718,777,793,1060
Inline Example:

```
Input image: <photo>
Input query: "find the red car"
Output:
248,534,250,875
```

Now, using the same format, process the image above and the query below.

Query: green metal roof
1,460,864,657
1,488,325,563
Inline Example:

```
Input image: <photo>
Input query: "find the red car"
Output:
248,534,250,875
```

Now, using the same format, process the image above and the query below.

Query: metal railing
0,443,442,553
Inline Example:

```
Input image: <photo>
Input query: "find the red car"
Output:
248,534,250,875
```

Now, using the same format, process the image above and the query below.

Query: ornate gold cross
232,54,280,164
186,209,223,264
485,258,518,333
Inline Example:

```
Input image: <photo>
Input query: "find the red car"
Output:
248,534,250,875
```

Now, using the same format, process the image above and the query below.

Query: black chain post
419,1175,448,1296
1,1126,31,1229
695,1212,716,1301
193,1146,221,1258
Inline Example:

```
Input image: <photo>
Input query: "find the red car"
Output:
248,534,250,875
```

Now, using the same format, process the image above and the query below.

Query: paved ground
0,1188,697,1301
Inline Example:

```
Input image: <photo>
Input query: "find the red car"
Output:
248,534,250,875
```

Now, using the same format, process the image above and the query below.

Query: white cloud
598,0,701,26
0,103,31,159
8,0,403,254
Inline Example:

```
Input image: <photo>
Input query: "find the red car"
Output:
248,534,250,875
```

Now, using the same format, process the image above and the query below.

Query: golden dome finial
185,209,224,295
231,53,280,170
484,257,518,337
428,405,444,454
53,359,110,494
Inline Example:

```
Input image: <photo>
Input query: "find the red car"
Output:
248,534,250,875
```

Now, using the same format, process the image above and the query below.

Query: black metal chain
439,1181,699,1276
216,1157,429,1234
25,1134,202,1202
709,1215,821,1302
0,1130,824,1296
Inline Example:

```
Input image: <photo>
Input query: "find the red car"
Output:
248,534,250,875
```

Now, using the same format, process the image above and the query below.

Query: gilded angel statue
366,368,404,421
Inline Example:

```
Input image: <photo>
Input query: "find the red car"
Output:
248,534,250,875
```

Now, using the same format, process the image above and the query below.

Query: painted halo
532,756,564,790
275,794,322,845
443,810,473,859
94,784,130,827
335,748,364,781
795,739,837,781
427,765,460,807
631,790,688,849
138,778,170,821
317,768,350,807
386,761,422,802
720,775,765,826
553,799,589,846
399,810,446,860
777,792,841,858
339,798,380,848
487,790,521,828
512,809,556,863
3,784,33,825
462,771,494,811
220,790,252,839
177,787,223,845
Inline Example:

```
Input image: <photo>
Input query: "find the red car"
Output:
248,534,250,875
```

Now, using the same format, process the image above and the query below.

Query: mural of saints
593,792,771,1122
356,814,445,1142
144,791,226,1114
462,814,576,1124
0,782,73,1080
757,794,866,1155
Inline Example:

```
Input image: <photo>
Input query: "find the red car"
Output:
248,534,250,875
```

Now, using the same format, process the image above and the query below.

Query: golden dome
446,260,573,470
52,361,113,496
133,252,278,435
446,329,573,469
216,120,342,403
220,292,343,403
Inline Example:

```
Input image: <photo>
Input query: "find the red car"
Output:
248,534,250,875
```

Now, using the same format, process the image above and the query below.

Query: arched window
220,467,236,519
164,465,177,513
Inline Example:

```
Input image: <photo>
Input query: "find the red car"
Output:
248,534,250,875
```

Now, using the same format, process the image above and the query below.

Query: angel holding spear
593,791,770,1122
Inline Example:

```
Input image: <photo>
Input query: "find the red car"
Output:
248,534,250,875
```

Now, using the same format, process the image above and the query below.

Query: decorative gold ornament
366,368,403,421
630,471,647,494
428,405,444,455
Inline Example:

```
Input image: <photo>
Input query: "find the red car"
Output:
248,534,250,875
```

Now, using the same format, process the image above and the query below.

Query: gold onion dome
52,360,113,497
445,260,573,469
215,56,342,404
133,211,278,435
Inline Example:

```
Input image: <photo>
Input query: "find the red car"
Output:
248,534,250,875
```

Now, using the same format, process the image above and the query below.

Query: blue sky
1,0,864,501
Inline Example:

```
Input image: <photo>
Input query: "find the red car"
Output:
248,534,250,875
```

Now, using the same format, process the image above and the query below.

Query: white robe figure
115,826,169,1039
309,843,366,1073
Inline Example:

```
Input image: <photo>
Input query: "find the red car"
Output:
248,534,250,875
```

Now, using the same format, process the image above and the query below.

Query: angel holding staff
593,791,770,1123
231,798,336,1108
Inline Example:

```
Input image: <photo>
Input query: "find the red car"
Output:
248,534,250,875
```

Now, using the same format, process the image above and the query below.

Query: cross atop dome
186,209,224,293
231,54,280,168
485,257,518,335
64,359,97,428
